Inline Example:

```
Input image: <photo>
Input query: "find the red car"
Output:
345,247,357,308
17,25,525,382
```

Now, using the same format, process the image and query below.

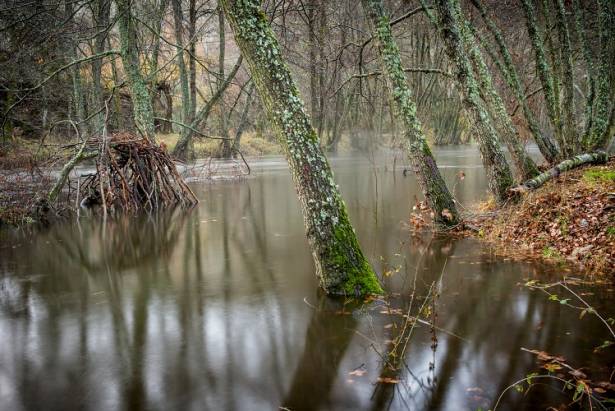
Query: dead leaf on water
377,377,399,384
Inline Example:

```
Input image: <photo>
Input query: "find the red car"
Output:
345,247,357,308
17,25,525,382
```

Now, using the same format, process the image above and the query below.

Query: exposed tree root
77,133,198,213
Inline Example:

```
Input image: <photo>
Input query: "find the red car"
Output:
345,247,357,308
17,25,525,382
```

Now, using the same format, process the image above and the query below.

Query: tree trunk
172,56,242,160
218,8,233,159
521,0,564,155
172,0,192,152
91,0,111,134
232,82,255,154
517,151,607,191
459,9,539,180
361,0,460,228
470,0,559,163
553,0,578,153
219,0,382,296
115,0,156,142
584,0,615,151
430,0,515,202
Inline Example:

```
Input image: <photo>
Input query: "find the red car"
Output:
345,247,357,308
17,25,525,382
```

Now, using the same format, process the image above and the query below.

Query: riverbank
466,158,615,277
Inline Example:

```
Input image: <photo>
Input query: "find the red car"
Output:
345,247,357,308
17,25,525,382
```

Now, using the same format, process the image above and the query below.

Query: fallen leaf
377,377,399,384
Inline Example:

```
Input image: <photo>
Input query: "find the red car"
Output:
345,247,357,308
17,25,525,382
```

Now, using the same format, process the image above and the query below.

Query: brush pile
78,133,197,213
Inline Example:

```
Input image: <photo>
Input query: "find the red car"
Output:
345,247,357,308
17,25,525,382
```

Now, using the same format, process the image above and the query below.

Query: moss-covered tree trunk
360,0,460,228
457,6,539,180
91,0,111,134
584,0,615,151
518,151,607,191
470,0,559,164
116,0,156,142
521,0,564,157
553,0,578,153
172,0,192,140
431,0,514,202
219,0,382,296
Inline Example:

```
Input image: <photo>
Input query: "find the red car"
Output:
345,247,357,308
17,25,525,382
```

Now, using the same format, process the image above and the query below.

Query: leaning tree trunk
459,8,539,181
219,0,382,296
521,0,565,156
583,0,615,151
116,0,156,142
470,0,559,164
516,151,608,191
361,0,460,228
431,0,515,202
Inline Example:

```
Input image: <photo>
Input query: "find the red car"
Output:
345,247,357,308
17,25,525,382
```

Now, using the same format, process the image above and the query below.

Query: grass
156,132,281,158
583,169,615,183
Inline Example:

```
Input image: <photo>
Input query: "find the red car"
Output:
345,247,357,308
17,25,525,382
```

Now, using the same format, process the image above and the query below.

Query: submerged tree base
464,158,615,276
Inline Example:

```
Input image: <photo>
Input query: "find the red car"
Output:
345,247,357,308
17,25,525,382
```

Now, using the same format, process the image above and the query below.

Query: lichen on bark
361,0,460,228
432,0,514,202
219,0,382,296
116,0,156,142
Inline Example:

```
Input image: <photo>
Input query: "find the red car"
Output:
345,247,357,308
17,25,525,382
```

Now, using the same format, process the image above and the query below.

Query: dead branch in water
76,132,198,213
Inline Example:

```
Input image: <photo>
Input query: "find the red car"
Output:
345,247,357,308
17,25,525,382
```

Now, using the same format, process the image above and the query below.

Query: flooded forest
0,0,614,410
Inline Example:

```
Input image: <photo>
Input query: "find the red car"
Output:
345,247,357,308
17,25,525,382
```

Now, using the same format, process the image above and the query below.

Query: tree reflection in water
0,154,614,410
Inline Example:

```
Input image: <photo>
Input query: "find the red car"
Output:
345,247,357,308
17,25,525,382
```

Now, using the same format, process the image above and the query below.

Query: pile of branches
78,133,197,213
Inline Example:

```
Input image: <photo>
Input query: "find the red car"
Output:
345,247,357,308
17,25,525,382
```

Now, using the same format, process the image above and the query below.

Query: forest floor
464,158,615,277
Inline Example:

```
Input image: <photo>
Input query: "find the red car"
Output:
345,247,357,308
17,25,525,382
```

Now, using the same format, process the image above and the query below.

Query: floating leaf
377,377,399,384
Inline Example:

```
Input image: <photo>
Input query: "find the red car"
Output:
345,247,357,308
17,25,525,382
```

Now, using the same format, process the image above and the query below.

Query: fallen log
513,151,608,192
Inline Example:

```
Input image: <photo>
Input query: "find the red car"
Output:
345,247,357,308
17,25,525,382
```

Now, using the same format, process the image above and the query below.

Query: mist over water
1,148,613,410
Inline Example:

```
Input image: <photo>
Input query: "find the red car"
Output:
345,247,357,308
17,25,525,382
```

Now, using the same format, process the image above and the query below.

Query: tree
360,0,460,228
115,0,157,142
427,0,515,202
218,0,382,296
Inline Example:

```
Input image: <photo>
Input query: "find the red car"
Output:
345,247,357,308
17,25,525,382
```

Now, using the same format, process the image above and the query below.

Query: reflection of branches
525,279,615,339
40,209,189,273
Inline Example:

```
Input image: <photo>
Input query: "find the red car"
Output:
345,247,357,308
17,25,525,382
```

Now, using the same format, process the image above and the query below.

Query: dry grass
156,132,281,158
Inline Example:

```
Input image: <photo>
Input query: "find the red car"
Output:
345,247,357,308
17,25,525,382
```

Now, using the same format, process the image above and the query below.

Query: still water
0,147,613,410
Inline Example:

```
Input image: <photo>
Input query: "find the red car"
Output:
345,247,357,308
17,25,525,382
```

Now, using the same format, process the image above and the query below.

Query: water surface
1,147,613,410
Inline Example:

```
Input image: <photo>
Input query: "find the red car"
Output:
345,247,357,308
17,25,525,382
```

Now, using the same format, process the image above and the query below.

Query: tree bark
584,0,615,151
470,0,559,163
521,0,564,155
172,0,192,136
430,0,515,202
219,0,382,296
361,0,460,228
218,7,233,159
91,0,111,134
553,0,578,153
459,8,539,180
116,0,156,142
516,151,607,191
232,82,255,154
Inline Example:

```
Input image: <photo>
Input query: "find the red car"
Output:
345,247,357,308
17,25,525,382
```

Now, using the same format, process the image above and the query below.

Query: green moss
606,226,615,237
542,246,562,260
583,169,615,183
328,222,383,296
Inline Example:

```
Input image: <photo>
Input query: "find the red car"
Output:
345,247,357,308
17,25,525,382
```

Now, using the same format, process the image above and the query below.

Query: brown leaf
377,377,399,384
